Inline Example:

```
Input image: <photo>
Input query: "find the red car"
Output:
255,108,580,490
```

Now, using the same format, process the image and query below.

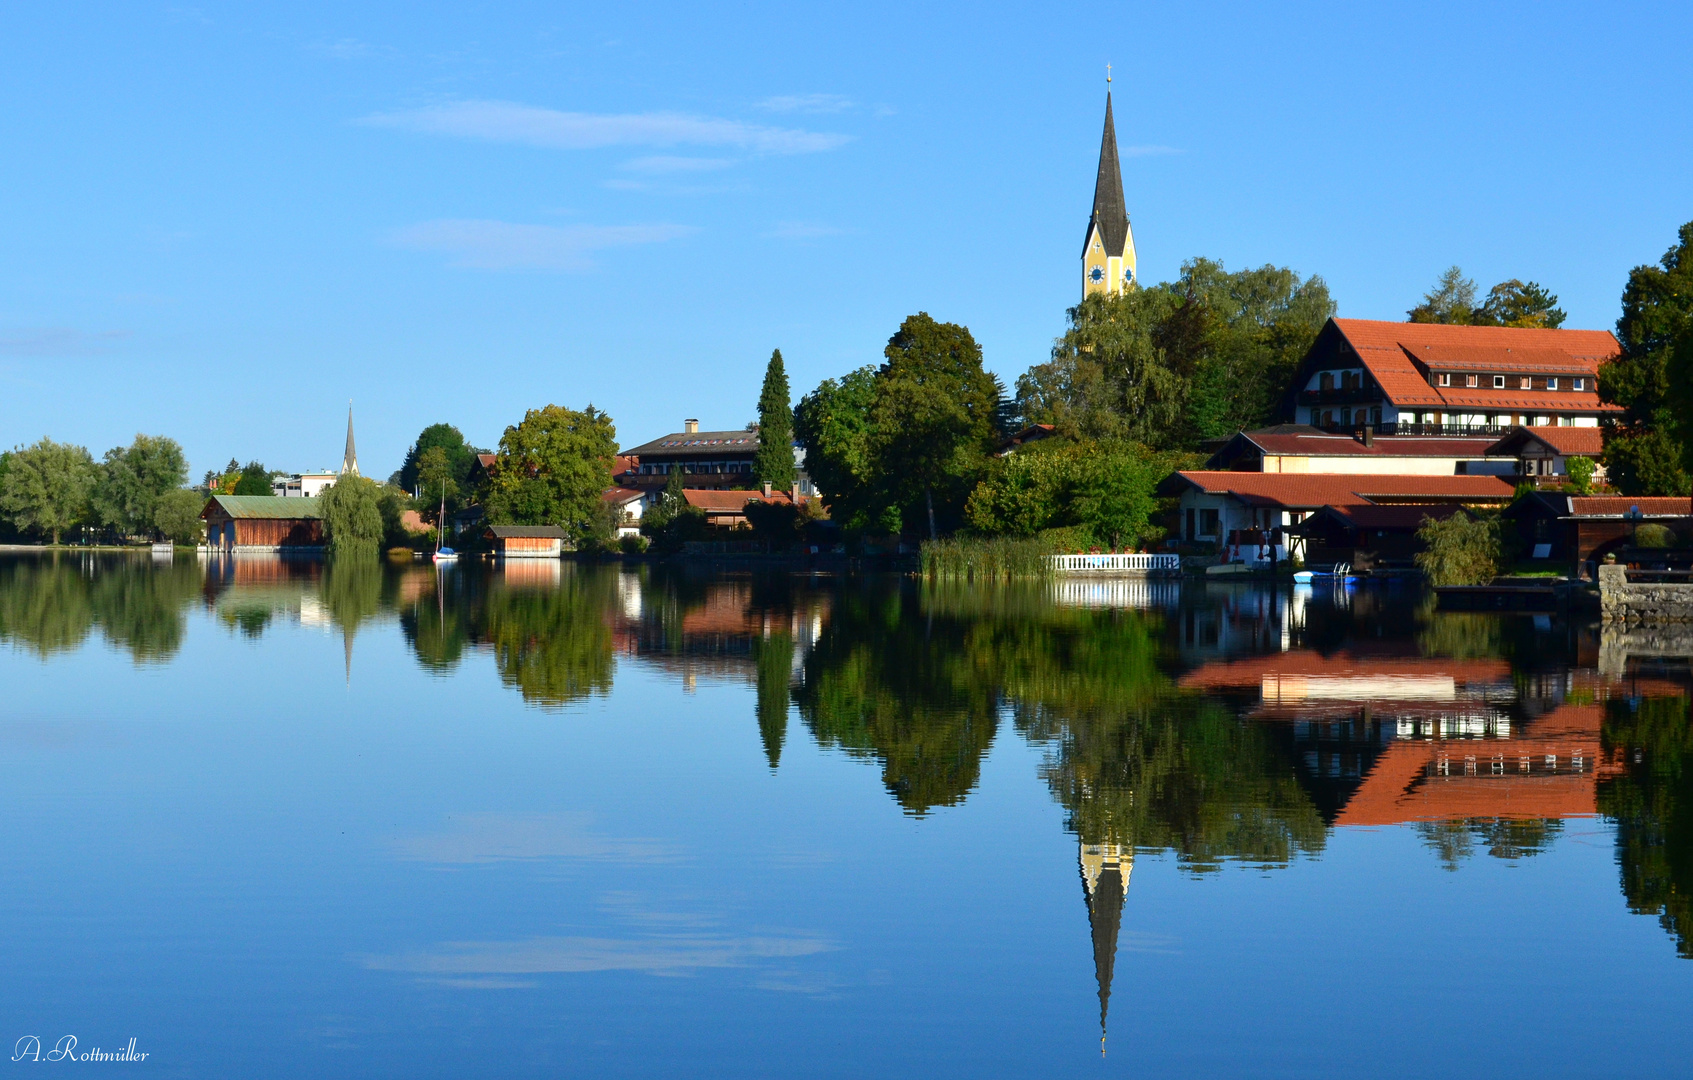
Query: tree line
0,435,203,545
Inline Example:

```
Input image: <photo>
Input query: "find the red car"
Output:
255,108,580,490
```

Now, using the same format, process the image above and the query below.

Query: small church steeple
1082,76,1137,298
341,403,359,477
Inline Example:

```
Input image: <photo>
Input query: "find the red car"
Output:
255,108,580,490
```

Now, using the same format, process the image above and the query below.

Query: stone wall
1598,563,1693,623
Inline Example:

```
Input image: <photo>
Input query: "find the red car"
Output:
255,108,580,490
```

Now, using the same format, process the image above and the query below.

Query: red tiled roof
681,489,805,512
1484,426,1605,458
1328,318,1621,412
601,486,644,505
1567,496,1693,518
1243,430,1498,458
1168,471,1516,509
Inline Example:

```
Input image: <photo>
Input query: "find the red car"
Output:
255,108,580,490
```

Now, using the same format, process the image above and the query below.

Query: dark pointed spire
1084,92,1131,259
1080,843,1131,1054
342,403,359,477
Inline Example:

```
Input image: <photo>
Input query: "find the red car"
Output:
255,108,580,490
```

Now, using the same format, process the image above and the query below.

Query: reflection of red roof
1179,650,1512,690
1167,471,1515,509
1335,705,1614,826
1567,496,1692,518
1330,318,1621,412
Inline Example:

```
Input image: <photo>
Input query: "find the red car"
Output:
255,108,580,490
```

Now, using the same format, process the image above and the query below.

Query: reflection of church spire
343,627,354,686
1079,841,1132,1055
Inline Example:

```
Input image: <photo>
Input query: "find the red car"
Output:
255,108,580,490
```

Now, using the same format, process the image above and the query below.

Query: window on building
1520,377,1533,390
1437,373,1451,387
1547,377,1559,390
1319,371,1333,391
1185,508,1195,540
1466,374,1479,388
1493,375,1506,388
1573,378,1585,391
1370,406,1382,426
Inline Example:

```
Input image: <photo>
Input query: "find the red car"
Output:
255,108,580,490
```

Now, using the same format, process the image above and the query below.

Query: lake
0,553,1689,1077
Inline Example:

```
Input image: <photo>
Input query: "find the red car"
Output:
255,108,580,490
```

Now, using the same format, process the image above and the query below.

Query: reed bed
919,536,1058,581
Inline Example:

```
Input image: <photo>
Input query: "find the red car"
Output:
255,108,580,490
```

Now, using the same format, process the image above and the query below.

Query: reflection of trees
753,631,793,768
1415,818,1564,871
399,569,471,672
479,569,617,708
1599,695,1693,958
0,556,200,663
797,586,1001,815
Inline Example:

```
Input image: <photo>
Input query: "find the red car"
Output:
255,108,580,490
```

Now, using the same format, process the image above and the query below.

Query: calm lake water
1,553,1690,1078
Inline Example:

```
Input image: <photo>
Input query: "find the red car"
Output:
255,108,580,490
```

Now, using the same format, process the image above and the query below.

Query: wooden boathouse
201,495,325,552
485,525,567,559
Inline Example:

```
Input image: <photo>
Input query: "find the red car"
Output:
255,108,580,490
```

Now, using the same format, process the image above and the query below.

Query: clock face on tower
1122,267,1134,286
1088,266,1105,283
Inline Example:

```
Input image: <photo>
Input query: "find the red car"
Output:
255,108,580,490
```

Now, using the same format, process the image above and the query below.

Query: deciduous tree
92,434,189,537
1602,221,1693,496
794,366,888,531
0,438,97,544
1408,267,1479,324
232,461,273,496
318,475,386,559
153,489,207,545
486,404,617,546
396,423,482,507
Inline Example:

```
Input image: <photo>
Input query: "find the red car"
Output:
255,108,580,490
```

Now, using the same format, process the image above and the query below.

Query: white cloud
363,932,833,983
361,100,849,155
755,93,854,115
387,219,694,271
394,812,679,864
310,38,388,60
0,328,130,357
1122,145,1183,157
764,221,847,240
619,155,735,174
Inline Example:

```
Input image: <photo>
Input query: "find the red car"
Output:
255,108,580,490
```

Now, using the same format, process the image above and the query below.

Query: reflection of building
485,525,566,559
1079,842,1130,1054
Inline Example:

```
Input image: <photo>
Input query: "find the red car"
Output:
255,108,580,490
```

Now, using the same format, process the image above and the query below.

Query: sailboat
432,485,458,563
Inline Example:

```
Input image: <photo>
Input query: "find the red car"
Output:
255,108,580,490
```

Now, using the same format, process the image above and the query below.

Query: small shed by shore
485,525,567,559
201,494,324,552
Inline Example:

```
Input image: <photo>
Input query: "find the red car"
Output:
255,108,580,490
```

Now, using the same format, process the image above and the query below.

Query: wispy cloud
362,932,833,986
394,812,679,865
619,155,735,175
0,328,130,357
309,38,389,60
361,100,849,155
756,93,854,115
387,219,694,271
764,221,847,240
1122,145,1183,157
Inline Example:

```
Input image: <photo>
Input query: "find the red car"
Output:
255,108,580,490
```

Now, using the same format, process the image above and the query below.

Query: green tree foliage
794,366,891,531
964,439,1189,549
416,445,458,525
479,570,617,707
1016,259,1333,447
1407,266,1479,324
92,434,189,537
0,438,98,544
232,461,273,496
639,468,708,553
866,313,1002,537
1601,222,1693,495
1414,512,1500,586
318,475,386,559
753,349,795,491
485,404,617,546
1473,279,1567,328
397,423,482,508
153,489,207,544
1564,455,1597,496
1598,694,1693,958
0,557,199,662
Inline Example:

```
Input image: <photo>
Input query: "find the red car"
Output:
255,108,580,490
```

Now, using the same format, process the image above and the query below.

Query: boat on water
1294,563,1356,585
433,547,458,563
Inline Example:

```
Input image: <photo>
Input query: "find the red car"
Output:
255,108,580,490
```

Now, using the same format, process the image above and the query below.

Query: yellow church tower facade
1082,88,1137,298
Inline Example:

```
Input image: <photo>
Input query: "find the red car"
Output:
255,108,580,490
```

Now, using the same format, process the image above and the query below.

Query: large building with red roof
1284,318,1622,435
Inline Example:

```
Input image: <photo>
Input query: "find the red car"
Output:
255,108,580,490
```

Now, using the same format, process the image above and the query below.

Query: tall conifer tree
754,349,796,490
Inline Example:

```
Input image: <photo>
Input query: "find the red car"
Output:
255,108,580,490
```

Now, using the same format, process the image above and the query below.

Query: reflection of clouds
363,932,833,983
393,812,679,865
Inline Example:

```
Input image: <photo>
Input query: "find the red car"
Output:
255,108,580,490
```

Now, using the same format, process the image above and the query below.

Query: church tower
341,404,359,477
1082,86,1137,298
1079,841,1132,1055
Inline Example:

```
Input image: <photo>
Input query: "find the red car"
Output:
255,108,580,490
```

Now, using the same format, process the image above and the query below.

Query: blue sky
2,2,1689,481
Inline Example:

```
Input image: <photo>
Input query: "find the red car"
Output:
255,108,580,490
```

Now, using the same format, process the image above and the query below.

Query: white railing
1052,578,1183,610
1050,553,1181,574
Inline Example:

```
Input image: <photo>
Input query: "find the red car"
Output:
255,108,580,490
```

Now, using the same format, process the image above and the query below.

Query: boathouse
485,525,567,559
200,494,324,552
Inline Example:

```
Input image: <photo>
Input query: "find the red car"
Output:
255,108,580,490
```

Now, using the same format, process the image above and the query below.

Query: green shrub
1635,523,1676,549
1414,512,1500,586
619,533,649,555
1565,455,1596,496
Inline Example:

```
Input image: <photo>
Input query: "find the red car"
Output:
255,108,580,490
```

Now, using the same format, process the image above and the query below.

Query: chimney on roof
791,482,801,503
684,419,699,434
1361,426,1374,448
762,481,772,497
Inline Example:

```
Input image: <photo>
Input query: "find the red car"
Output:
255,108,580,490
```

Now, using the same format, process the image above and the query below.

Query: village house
1158,471,1516,561
1504,494,1692,567
1482,425,1607,484
1282,318,1622,434
602,487,645,539
619,420,814,497
270,471,338,498
682,487,810,531
1202,424,1511,476
1288,503,1467,572
201,494,324,552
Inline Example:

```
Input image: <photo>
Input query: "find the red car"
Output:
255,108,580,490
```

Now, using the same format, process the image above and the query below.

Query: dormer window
1547,377,1559,390
1438,373,1451,387
1493,375,1505,388
1573,377,1585,391
1520,377,1532,390
1466,374,1479,388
